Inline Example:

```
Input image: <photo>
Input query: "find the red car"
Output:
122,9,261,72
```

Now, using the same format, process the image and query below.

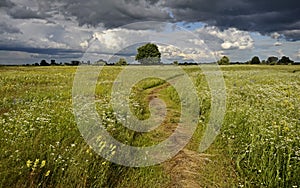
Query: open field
0,65,299,187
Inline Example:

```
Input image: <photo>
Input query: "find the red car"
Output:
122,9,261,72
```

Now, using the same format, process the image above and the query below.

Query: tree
40,59,49,66
261,60,266,64
50,59,57,66
267,56,278,65
135,43,161,65
250,56,260,64
278,56,294,65
71,61,80,66
217,56,230,65
115,58,128,66
173,60,179,65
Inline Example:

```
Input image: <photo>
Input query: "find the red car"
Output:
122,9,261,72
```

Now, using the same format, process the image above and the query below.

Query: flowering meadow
0,66,166,187
220,65,300,187
0,65,299,187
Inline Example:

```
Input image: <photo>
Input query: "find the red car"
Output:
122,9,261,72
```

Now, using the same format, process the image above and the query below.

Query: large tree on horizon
267,56,279,64
135,43,161,65
250,56,261,64
217,56,230,65
278,56,294,65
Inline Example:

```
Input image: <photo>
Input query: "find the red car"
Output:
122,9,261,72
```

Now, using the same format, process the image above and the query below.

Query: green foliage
267,56,279,64
135,43,161,65
40,60,49,66
217,56,230,65
278,56,294,65
115,58,127,66
137,78,166,90
250,56,260,64
261,60,266,64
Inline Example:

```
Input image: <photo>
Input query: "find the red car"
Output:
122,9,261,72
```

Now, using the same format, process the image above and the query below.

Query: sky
0,0,300,64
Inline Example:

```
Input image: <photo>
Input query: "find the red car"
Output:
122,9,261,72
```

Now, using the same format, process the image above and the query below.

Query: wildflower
45,170,50,177
40,160,46,168
26,160,32,168
284,126,290,132
32,159,39,171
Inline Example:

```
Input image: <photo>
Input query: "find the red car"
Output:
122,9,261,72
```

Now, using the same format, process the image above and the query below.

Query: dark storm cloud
33,0,299,40
164,0,300,40
282,30,300,41
0,22,21,34
0,45,82,56
0,0,15,8
8,6,48,19
37,0,171,28
3,0,298,39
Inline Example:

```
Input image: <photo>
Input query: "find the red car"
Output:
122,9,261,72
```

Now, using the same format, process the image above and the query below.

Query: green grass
219,65,300,187
0,66,169,187
0,65,300,187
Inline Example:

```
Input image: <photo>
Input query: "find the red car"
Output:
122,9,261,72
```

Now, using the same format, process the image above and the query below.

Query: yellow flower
26,160,32,168
33,159,39,168
40,160,46,168
45,170,51,177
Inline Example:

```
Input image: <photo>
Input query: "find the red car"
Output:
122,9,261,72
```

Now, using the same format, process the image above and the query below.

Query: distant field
0,65,299,187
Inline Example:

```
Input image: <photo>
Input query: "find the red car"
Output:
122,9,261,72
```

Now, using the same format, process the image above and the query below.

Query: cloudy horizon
0,0,299,64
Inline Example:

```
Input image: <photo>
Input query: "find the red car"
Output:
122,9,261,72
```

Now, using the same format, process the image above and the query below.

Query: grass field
0,65,299,187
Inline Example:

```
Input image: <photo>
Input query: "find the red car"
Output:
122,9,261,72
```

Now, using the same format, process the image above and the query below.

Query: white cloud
1,18,254,63
80,40,89,48
271,32,281,39
89,25,219,62
158,44,222,62
2,9,298,65
274,42,282,46
188,39,205,46
0,12,95,50
221,41,236,49
93,29,128,51
197,26,254,50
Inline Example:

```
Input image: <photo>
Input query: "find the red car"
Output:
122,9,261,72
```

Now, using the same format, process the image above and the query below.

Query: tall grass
0,65,299,187
220,65,300,187
0,66,168,187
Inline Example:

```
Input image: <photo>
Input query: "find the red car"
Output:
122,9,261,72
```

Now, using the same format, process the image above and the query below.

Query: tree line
20,43,298,66
217,55,295,65
28,59,82,66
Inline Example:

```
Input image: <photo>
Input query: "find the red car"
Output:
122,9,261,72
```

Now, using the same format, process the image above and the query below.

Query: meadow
0,65,299,187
